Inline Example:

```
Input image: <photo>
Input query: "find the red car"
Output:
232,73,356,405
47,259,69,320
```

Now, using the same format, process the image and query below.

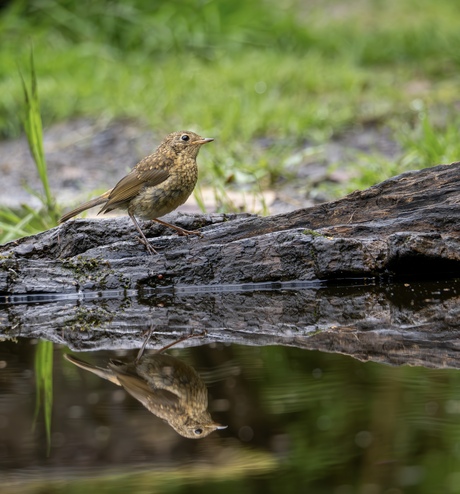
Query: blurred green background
1,0,460,239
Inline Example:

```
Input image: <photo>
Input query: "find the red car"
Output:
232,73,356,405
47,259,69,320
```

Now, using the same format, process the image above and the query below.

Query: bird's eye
181,134,190,141
194,428,203,435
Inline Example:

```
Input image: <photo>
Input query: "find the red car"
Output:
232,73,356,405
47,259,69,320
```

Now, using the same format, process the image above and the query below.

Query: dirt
0,118,401,215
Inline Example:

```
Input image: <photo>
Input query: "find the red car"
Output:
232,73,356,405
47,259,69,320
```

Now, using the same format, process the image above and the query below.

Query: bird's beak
215,424,228,430
193,137,214,145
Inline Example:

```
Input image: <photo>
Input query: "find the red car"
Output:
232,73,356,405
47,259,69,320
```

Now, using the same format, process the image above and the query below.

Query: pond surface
2,334,460,494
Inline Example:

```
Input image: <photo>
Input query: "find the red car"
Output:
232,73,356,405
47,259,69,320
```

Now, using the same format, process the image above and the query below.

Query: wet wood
1,161,460,295
1,279,460,370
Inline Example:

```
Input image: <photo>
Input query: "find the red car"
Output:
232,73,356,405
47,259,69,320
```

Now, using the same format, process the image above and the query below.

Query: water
2,338,460,493
1,279,460,493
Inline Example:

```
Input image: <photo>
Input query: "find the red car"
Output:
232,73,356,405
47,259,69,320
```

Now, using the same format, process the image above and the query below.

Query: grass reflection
33,339,53,455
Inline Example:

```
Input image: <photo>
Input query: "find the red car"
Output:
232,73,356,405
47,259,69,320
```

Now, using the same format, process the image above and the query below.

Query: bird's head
160,131,214,158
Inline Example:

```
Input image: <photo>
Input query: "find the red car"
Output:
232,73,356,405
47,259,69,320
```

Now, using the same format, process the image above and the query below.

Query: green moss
0,252,15,261
302,229,331,238
67,305,112,332
61,256,112,287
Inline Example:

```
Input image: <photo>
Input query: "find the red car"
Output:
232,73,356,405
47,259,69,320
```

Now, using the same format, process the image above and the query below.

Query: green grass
0,48,61,242
19,51,54,214
1,0,460,241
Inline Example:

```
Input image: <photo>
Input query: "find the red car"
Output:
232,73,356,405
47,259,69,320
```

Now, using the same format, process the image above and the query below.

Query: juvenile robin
64,330,227,439
59,130,214,254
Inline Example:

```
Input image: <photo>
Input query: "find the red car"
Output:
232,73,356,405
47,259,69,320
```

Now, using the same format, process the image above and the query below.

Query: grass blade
19,48,59,224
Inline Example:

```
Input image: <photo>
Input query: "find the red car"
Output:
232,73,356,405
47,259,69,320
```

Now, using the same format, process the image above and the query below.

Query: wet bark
1,161,460,295
2,161,460,369
1,278,460,370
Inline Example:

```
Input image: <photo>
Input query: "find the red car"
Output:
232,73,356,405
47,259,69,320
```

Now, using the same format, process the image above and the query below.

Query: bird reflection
64,331,226,439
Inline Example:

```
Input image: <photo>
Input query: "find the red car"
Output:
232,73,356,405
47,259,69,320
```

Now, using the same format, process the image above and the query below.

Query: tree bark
1,162,460,369
1,277,460,370
1,161,460,295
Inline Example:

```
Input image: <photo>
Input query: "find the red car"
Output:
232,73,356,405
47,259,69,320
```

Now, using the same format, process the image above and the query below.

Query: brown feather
114,373,180,411
100,166,170,214
59,190,111,223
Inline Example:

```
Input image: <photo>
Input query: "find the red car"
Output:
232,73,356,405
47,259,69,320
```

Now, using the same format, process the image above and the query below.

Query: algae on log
1,162,460,295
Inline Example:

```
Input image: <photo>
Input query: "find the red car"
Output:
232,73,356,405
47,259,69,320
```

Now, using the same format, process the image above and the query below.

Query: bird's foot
190,329,207,338
156,330,207,354
151,219,203,237
136,235,158,255
175,227,203,237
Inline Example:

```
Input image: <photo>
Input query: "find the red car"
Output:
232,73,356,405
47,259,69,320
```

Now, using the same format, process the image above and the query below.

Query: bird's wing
100,165,170,213
64,354,121,385
116,373,180,413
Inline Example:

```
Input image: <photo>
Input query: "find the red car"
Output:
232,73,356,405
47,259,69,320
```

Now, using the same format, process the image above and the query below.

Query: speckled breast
130,163,198,220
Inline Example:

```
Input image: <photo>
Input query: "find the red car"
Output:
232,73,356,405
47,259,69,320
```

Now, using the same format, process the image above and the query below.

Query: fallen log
1,162,460,295
2,161,460,369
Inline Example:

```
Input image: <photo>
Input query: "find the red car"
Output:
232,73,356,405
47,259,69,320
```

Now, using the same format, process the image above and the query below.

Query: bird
59,130,214,254
64,330,227,439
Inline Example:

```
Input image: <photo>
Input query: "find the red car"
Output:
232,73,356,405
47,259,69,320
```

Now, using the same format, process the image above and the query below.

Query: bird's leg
129,212,158,255
135,326,156,363
136,328,207,363
155,330,207,354
152,218,202,237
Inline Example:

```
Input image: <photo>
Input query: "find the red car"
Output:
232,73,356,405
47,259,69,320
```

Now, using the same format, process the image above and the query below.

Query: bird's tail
59,190,112,223
64,353,120,385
